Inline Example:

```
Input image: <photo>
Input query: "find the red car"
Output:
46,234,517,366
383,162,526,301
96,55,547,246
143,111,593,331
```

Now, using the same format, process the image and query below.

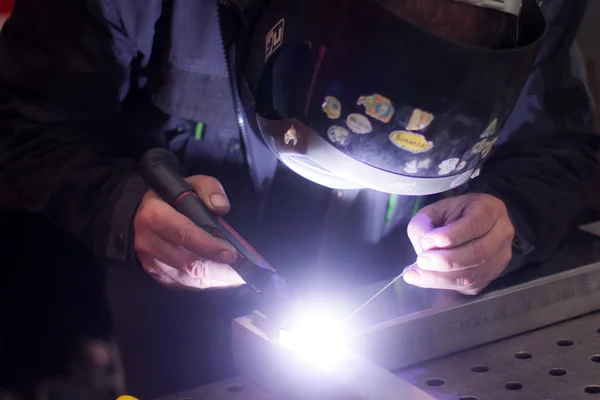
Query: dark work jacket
0,0,598,293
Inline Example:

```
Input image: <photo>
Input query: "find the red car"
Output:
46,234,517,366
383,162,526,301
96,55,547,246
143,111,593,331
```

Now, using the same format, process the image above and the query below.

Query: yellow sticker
322,96,342,119
480,119,498,138
117,396,139,400
471,139,488,154
406,109,435,131
357,94,395,123
284,125,298,146
482,138,498,158
389,131,433,154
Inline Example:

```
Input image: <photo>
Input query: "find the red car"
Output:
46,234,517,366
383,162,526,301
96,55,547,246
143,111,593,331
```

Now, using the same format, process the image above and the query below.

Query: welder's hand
405,193,514,295
133,175,245,290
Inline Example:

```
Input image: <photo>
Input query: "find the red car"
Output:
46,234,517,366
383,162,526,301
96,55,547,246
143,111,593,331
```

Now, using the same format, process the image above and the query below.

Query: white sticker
457,161,467,171
438,158,460,176
472,168,481,179
327,126,351,146
346,113,372,134
404,158,431,175
480,119,498,138
450,170,474,189
482,138,498,158
404,160,418,174
265,19,285,61
406,109,435,131
471,139,488,154
284,125,298,146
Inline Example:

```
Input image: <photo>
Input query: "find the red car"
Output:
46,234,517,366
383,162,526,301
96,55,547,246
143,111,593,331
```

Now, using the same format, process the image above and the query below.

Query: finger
403,267,491,295
407,213,437,255
186,175,230,216
136,234,198,274
155,259,245,290
421,198,496,249
417,218,513,272
140,198,238,264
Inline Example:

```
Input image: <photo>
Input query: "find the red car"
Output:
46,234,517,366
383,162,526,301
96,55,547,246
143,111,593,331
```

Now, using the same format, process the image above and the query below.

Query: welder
0,0,598,398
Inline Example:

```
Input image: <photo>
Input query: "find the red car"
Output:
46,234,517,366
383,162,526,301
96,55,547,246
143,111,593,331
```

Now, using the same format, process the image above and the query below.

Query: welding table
155,223,600,400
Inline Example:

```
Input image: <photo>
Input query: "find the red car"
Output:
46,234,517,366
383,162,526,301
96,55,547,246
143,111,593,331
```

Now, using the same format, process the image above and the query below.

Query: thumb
185,175,231,216
407,203,445,254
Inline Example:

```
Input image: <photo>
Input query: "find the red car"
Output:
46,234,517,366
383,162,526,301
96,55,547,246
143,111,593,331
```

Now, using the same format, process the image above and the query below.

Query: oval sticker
389,131,433,154
346,113,372,134
327,125,351,146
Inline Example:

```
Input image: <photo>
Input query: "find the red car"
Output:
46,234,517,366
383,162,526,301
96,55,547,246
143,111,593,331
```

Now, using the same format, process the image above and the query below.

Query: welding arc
345,262,418,322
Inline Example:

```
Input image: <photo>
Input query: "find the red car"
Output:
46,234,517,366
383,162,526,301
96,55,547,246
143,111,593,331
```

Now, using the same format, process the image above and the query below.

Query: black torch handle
140,148,276,293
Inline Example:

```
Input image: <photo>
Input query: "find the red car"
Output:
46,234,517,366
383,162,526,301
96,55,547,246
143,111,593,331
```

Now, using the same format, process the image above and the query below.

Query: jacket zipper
215,0,257,190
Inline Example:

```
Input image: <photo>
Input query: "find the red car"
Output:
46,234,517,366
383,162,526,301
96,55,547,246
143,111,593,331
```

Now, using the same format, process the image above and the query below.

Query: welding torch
140,148,289,322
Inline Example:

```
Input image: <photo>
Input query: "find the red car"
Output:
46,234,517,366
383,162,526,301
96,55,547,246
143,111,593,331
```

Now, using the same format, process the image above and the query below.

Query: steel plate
396,312,600,400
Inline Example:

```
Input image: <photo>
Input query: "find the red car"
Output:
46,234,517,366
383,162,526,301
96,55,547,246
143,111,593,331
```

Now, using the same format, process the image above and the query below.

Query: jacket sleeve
468,0,600,272
0,0,148,263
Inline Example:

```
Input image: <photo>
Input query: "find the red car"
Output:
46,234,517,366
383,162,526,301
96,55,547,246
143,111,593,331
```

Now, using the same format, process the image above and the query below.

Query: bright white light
278,310,348,370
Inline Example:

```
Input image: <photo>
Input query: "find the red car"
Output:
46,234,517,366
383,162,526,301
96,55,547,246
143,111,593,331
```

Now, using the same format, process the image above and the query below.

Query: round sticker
450,170,474,189
327,125,351,146
346,113,372,134
322,96,342,119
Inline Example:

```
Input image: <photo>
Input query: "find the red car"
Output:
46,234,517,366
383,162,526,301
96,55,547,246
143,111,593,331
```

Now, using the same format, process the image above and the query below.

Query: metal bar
350,261,600,372
231,313,436,400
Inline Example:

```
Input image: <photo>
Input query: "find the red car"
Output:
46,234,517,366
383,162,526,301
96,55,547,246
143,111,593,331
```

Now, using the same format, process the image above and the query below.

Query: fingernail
220,250,238,264
420,237,436,251
417,255,434,270
210,193,229,208
403,270,421,283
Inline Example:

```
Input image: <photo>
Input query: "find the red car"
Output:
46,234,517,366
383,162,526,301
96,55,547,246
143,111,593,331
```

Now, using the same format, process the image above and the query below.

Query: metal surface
230,314,436,400
397,311,600,400
153,376,279,400
352,260,600,372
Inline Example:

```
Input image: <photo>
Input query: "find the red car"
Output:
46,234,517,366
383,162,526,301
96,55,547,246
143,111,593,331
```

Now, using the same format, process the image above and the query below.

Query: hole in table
556,339,574,347
426,378,445,387
226,384,245,393
591,355,600,363
471,365,489,373
505,382,524,391
548,368,567,376
585,386,600,394
597,328,600,334
459,397,478,400
514,351,532,359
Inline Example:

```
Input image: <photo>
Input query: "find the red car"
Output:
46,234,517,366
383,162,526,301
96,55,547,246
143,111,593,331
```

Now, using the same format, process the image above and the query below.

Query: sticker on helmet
482,138,498,158
471,139,488,154
357,94,395,123
404,158,431,174
438,158,460,176
322,96,342,119
450,170,474,189
480,119,498,138
406,109,435,131
472,168,481,179
265,19,285,61
389,131,433,154
457,161,467,171
346,113,372,134
327,126,351,146
284,125,298,146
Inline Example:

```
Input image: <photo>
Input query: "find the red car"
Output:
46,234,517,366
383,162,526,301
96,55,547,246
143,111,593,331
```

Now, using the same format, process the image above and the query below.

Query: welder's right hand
133,175,246,290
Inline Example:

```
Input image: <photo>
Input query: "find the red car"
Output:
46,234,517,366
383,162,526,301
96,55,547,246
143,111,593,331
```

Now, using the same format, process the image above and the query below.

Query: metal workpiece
351,261,600,372
397,311,600,400
230,314,436,400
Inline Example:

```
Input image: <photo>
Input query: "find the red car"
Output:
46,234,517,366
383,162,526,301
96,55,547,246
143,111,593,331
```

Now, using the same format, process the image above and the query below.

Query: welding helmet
238,0,547,195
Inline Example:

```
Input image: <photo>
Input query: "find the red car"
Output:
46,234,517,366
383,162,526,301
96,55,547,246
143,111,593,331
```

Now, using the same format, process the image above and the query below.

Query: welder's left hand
405,193,515,295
